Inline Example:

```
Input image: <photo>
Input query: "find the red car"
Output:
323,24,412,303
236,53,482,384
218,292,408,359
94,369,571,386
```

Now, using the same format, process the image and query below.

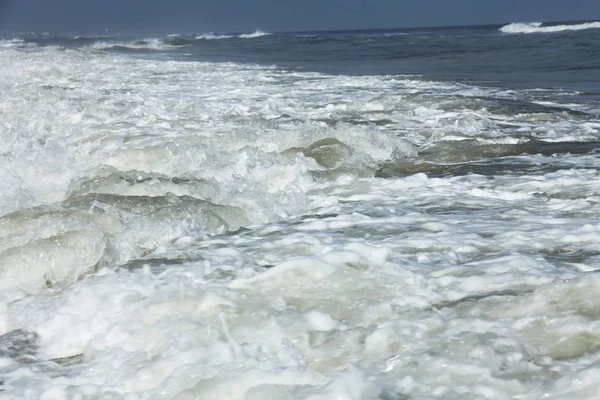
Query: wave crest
0,38,34,49
195,33,234,40
195,30,271,40
90,38,165,51
90,37,192,51
500,21,600,34
163,36,194,46
238,30,271,39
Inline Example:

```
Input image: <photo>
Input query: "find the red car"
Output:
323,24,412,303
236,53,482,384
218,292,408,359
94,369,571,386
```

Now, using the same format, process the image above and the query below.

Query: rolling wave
238,30,271,38
500,21,600,34
194,33,234,40
90,38,168,51
163,35,195,46
90,37,192,51
195,30,271,40
0,38,28,49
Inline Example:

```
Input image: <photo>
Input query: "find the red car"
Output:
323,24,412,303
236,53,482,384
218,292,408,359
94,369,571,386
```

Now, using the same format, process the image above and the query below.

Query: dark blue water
15,20,600,97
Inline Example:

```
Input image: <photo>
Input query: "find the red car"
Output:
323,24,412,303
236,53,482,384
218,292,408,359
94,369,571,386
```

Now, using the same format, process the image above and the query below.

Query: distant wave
382,32,410,37
195,30,271,40
90,37,192,51
0,38,42,50
91,38,167,51
0,38,26,49
195,33,234,40
163,35,195,46
238,30,271,38
72,35,112,40
500,21,600,34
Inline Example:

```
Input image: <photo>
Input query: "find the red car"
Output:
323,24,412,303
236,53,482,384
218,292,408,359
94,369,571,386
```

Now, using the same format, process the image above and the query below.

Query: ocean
1,20,600,399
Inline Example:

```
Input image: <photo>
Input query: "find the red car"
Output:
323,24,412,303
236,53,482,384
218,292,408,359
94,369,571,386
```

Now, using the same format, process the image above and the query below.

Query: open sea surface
1,20,600,399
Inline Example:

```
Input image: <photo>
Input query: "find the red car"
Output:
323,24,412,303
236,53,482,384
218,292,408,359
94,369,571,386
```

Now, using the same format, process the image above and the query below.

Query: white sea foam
195,30,270,40
90,37,184,50
238,30,271,38
195,32,234,40
0,38,34,49
0,37,599,399
500,21,600,34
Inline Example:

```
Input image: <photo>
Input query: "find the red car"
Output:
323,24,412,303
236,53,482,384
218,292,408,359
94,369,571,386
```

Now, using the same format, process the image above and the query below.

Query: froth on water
1,24,600,399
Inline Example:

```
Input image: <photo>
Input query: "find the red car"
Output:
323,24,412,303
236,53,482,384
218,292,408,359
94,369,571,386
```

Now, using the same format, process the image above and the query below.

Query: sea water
0,20,600,399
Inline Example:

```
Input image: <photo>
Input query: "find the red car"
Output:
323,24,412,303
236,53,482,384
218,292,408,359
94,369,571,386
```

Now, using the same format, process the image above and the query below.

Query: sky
1,0,600,34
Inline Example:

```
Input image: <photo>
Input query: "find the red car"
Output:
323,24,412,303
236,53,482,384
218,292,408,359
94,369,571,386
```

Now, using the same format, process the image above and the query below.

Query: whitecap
194,30,270,40
195,33,234,40
238,30,271,39
90,38,162,50
500,21,600,34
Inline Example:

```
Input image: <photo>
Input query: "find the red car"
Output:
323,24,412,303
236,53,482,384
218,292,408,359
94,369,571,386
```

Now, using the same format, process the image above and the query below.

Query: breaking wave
238,30,271,38
500,21,600,34
195,33,234,40
163,35,195,46
195,30,271,40
90,37,193,51
0,38,28,49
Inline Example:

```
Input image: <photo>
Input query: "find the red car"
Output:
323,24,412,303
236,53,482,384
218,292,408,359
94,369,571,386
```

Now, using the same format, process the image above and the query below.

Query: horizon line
1,18,598,37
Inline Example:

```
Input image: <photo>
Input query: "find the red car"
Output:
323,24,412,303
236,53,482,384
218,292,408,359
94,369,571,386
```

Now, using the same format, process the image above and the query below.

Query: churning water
1,20,600,399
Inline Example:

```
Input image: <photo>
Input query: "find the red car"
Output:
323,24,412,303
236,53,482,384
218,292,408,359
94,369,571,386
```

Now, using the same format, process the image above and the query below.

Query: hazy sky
1,0,600,34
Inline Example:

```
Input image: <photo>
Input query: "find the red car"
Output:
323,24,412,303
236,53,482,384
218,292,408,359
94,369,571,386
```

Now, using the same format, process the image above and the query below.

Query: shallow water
1,21,600,399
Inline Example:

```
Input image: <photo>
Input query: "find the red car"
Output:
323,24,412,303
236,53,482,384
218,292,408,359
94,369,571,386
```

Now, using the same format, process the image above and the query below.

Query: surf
500,20,600,34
